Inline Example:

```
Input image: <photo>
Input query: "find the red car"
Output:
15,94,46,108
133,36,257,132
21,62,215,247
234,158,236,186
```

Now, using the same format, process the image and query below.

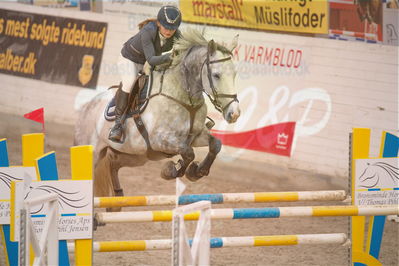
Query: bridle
200,46,239,114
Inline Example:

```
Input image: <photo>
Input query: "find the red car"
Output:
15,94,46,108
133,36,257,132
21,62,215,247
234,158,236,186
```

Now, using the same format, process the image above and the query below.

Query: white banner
12,179,93,240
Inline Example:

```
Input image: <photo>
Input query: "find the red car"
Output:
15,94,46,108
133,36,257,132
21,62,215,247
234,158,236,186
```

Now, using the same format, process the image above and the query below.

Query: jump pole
67,233,348,252
95,205,399,224
93,190,347,208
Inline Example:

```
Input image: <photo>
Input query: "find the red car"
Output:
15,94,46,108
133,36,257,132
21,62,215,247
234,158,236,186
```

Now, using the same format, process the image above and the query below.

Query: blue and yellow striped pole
94,190,347,208
95,205,399,224
67,233,348,252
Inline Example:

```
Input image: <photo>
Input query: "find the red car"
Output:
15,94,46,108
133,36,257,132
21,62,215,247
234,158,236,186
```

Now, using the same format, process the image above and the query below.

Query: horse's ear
208,39,217,55
228,34,239,52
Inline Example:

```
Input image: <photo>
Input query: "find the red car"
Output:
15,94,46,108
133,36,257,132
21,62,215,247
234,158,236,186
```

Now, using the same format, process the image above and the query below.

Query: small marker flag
23,108,45,132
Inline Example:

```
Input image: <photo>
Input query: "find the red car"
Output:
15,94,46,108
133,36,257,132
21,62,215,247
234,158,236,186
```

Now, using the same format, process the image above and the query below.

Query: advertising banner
12,179,93,240
180,0,329,34
0,9,107,88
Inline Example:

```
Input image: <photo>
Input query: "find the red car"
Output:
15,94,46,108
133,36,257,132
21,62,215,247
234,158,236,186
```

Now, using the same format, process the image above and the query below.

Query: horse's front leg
186,133,221,181
161,145,195,180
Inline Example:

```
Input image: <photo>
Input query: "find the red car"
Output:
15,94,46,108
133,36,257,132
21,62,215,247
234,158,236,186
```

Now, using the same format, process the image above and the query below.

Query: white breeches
117,55,143,93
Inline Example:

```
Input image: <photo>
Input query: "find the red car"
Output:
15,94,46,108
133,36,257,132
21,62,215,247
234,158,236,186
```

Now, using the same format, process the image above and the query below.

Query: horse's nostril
227,111,239,122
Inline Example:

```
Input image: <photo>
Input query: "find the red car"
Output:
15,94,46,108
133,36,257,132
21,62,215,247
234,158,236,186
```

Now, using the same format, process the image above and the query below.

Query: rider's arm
141,29,171,67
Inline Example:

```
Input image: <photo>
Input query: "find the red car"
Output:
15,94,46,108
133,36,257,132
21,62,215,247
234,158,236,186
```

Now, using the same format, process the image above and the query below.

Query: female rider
109,5,182,142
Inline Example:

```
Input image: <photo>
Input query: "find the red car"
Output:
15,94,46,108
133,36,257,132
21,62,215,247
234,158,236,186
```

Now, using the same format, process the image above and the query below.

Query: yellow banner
180,0,328,34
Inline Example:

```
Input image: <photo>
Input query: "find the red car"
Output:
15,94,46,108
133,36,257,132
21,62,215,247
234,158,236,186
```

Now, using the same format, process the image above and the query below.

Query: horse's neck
151,65,203,106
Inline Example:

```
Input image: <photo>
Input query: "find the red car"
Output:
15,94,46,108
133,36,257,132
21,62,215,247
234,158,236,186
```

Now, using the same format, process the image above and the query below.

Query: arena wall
0,2,397,178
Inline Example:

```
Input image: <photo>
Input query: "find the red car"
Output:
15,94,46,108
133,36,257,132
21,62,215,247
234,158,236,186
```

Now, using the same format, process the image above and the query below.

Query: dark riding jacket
121,21,181,66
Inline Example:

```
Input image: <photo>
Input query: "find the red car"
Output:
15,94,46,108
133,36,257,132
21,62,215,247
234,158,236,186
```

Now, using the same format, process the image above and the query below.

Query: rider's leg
109,56,143,142
108,89,129,142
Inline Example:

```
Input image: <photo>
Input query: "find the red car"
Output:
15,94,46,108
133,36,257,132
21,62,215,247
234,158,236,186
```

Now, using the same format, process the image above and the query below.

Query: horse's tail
94,147,115,197
94,147,123,212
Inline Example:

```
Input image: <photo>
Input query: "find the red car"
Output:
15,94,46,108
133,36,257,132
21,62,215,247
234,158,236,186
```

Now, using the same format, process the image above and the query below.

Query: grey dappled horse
74,29,240,204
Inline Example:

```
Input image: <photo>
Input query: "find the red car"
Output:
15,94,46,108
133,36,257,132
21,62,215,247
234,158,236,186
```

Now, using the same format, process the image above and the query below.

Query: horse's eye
213,73,221,80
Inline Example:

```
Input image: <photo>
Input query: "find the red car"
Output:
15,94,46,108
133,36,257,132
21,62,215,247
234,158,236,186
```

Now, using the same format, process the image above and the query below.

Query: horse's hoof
197,167,210,177
175,159,186,177
185,161,203,182
161,161,177,180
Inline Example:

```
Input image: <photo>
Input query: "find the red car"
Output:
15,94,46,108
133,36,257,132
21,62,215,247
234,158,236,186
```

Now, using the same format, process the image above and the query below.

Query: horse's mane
172,27,231,66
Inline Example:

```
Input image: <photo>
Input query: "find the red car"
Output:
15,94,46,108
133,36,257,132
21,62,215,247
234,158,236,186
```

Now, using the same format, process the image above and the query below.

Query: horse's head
173,30,240,124
201,37,240,123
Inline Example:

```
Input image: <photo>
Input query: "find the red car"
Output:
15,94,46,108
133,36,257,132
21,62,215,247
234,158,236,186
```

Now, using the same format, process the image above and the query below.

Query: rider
109,5,182,142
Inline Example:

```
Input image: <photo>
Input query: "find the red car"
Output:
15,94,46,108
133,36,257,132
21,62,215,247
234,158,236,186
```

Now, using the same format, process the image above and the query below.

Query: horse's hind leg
186,134,221,181
161,146,195,180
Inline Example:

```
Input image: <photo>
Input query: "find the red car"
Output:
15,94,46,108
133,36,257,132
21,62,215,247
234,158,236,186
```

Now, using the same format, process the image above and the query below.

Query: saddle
104,72,151,122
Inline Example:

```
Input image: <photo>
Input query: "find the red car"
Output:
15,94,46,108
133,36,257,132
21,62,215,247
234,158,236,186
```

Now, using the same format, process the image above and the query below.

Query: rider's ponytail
138,18,157,30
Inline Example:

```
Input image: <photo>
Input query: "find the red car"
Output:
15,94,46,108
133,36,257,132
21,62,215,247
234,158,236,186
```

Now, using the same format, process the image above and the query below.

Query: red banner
211,122,296,157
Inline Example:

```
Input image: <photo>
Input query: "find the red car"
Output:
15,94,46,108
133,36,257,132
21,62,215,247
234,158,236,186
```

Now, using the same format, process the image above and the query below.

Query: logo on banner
277,133,289,147
357,161,399,189
79,54,94,86
354,158,399,206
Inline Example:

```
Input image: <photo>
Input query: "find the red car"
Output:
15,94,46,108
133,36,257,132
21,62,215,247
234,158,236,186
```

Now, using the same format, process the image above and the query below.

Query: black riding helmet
157,6,181,30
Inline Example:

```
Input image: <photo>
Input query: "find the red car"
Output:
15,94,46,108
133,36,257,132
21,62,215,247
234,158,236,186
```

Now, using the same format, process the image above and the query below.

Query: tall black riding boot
109,90,129,142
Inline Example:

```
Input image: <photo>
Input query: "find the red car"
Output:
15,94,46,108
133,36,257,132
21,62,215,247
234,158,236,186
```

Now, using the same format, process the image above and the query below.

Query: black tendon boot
109,90,129,142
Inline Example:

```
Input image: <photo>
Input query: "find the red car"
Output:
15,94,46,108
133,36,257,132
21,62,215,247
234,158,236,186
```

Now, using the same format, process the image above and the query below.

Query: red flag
24,108,44,124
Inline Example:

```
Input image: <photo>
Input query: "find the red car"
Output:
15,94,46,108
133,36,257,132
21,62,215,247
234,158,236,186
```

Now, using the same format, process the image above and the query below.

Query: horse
358,162,399,188
355,0,382,24
74,29,240,207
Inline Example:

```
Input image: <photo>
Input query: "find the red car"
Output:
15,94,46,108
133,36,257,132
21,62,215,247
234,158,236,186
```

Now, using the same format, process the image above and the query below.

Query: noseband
200,47,239,114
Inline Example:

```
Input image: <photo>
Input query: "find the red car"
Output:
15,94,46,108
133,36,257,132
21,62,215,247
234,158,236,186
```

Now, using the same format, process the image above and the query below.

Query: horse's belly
107,94,207,155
